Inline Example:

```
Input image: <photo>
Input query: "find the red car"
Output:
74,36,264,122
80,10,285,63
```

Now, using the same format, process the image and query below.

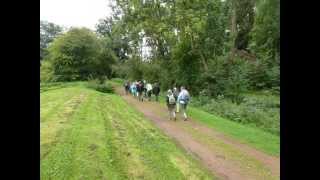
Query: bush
191,92,280,135
87,79,114,93
111,78,125,84
223,58,251,104
47,28,116,81
40,61,55,82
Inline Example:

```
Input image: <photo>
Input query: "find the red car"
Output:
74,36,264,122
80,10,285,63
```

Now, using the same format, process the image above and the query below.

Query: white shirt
146,83,153,91
178,89,190,102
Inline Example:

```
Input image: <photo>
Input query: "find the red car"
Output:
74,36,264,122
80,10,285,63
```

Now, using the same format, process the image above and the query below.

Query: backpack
180,90,190,104
168,94,176,104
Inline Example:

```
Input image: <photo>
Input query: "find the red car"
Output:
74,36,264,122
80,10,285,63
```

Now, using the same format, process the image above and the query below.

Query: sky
40,0,112,30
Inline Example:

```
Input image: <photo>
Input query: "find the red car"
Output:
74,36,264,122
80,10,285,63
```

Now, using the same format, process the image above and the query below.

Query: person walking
153,82,160,102
124,81,130,95
177,86,190,121
137,81,144,101
132,82,137,97
129,82,133,95
146,82,153,101
143,80,147,98
166,89,176,121
173,87,179,113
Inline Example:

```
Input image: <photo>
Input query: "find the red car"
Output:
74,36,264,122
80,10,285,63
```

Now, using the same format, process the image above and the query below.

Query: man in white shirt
177,86,190,121
146,83,153,101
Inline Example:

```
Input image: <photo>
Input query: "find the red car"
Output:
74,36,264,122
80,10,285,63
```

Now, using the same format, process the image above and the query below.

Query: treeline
41,0,279,102
100,0,279,101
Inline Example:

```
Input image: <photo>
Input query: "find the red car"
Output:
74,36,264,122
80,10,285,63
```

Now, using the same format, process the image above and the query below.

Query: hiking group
124,80,160,102
124,80,190,121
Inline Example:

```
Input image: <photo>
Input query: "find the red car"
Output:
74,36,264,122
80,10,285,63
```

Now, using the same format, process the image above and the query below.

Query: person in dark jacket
152,82,160,101
137,81,144,101
166,89,176,121
124,81,130,95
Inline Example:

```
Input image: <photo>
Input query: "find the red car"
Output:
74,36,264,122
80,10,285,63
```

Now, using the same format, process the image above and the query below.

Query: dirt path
115,88,280,180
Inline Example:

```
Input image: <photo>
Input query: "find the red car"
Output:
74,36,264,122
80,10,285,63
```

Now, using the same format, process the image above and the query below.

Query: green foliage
171,39,202,94
40,21,63,61
250,0,279,59
127,58,143,80
192,92,280,135
87,79,114,93
47,28,116,81
40,61,55,82
110,78,125,84
233,0,255,50
224,59,251,104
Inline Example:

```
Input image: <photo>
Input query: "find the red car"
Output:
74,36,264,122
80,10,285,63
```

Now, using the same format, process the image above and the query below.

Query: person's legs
172,105,176,120
148,91,151,101
176,103,180,113
183,104,188,120
180,104,187,120
168,106,172,120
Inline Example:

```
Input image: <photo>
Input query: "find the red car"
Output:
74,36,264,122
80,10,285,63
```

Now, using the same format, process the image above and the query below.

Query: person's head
167,89,172,95
181,86,185,90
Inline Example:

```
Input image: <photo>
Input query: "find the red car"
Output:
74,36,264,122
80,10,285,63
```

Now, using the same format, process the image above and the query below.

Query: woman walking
166,89,176,121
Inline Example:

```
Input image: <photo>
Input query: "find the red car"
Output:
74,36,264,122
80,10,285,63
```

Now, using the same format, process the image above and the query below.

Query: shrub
87,79,114,93
223,59,251,104
40,61,55,82
111,78,125,84
190,92,280,135
47,28,116,81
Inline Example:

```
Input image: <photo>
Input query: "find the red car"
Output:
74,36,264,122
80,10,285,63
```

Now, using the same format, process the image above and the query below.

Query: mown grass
40,83,215,179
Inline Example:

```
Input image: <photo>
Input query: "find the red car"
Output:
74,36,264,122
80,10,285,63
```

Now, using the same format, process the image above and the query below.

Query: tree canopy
41,0,279,98
45,28,116,81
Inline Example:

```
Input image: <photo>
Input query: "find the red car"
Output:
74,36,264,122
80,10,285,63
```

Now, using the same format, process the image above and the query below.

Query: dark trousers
147,91,152,101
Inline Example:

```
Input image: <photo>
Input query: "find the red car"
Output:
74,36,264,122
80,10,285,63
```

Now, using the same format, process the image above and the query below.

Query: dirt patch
115,86,279,180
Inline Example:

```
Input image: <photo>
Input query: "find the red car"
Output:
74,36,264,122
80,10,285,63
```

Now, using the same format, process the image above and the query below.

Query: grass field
40,83,215,179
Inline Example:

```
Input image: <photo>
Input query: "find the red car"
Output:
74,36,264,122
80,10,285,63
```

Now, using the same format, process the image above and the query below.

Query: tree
105,0,279,95
40,21,63,62
250,0,279,61
233,0,255,51
47,28,116,81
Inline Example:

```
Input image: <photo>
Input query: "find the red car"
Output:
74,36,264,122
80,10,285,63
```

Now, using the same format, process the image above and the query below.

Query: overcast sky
40,0,112,30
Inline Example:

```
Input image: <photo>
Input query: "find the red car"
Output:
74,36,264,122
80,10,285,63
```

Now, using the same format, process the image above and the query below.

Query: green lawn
40,83,214,179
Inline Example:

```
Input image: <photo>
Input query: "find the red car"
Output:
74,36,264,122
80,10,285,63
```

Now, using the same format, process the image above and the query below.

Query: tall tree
47,28,116,81
40,21,63,62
